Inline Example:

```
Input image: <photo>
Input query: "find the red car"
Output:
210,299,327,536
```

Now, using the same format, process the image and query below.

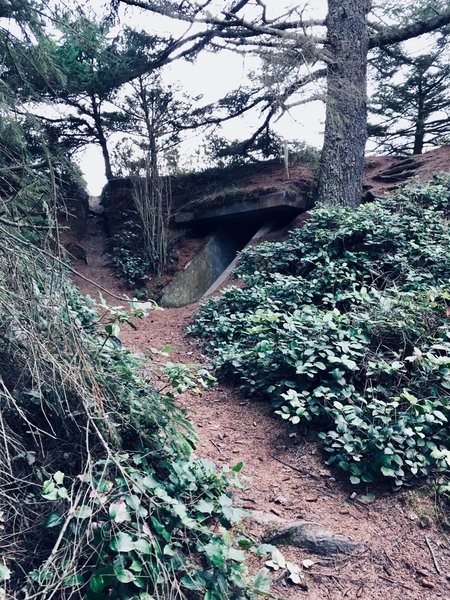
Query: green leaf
125,494,146,515
0,564,11,583
227,547,246,562
109,500,131,523
221,505,247,524
180,574,207,591
270,548,285,569
73,505,92,519
89,574,106,593
110,532,134,553
160,344,174,354
253,568,272,592
360,493,376,504
53,471,65,485
142,474,159,489
380,466,396,478
57,487,69,500
133,538,152,554
150,516,171,543
129,559,143,573
253,543,277,557
195,499,215,514
163,544,176,557
237,536,253,550
289,571,306,586
41,480,58,501
28,568,52,584
114,568,135,584
232,461,244,473
433,410,447,422
44,512,63,528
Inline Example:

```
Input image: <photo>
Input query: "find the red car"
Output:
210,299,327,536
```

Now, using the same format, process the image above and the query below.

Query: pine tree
369,50,450,154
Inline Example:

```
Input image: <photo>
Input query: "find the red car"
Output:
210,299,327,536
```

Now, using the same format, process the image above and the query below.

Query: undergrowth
111,218,153,287
0,224,275,599
191,176,450,490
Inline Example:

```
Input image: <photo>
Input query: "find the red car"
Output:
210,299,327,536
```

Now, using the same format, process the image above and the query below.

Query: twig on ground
379,575,414,591
210,439,221,451
384,549,395,568
270,453,321,479
424,535,441,575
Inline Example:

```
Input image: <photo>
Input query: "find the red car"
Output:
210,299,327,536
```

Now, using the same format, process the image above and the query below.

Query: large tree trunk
413,78,425,155
318,0,371,207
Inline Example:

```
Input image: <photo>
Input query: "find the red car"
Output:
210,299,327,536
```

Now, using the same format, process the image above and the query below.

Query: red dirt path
73,209,450,600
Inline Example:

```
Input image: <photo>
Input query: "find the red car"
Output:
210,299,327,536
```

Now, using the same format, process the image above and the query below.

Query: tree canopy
4,0,450,201
116,0,450,205
369,47,450,155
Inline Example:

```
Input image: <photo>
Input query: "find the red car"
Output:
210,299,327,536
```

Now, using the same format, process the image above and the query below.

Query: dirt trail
74,211,450,600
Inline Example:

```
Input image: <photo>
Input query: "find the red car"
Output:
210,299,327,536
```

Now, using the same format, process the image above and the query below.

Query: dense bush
0,225,273,599
111,219,153,287
191,176,450,487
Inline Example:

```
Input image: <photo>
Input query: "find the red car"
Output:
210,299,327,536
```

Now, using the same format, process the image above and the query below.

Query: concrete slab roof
175,190,309,227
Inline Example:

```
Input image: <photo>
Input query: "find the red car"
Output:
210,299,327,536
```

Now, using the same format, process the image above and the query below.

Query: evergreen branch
370,7,450,48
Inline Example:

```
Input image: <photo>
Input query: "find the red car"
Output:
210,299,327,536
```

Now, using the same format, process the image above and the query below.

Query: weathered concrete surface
202,222,275,299
160,231,242,307
175,190,308,227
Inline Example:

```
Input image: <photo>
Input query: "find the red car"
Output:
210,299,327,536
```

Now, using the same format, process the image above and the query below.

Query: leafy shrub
0,226,272,599
191,176,450,487
111,219,152,287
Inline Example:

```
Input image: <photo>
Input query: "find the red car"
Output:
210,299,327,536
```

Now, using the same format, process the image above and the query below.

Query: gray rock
273,495,289,506
263,520,359,555
247,510,287,526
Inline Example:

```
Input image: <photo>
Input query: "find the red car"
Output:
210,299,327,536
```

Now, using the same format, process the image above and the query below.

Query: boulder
262,519,359,556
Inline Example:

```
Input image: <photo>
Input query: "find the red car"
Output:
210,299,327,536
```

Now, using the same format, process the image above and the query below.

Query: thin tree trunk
413,78,425,154
91,95,114,181
318,0,371,207
98,134,114,181
139,78,158,175
132,78,171,276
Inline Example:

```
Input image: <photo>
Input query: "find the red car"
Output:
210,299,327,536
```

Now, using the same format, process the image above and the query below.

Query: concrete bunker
160,189,310,308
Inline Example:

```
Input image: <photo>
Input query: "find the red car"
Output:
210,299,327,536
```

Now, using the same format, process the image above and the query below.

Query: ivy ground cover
191,176,450,488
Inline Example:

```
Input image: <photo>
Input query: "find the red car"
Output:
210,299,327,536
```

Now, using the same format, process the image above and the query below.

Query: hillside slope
73,168,450,600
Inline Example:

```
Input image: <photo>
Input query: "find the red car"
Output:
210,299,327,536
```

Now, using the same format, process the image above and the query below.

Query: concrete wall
159,231,241,307
175,189,308,227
